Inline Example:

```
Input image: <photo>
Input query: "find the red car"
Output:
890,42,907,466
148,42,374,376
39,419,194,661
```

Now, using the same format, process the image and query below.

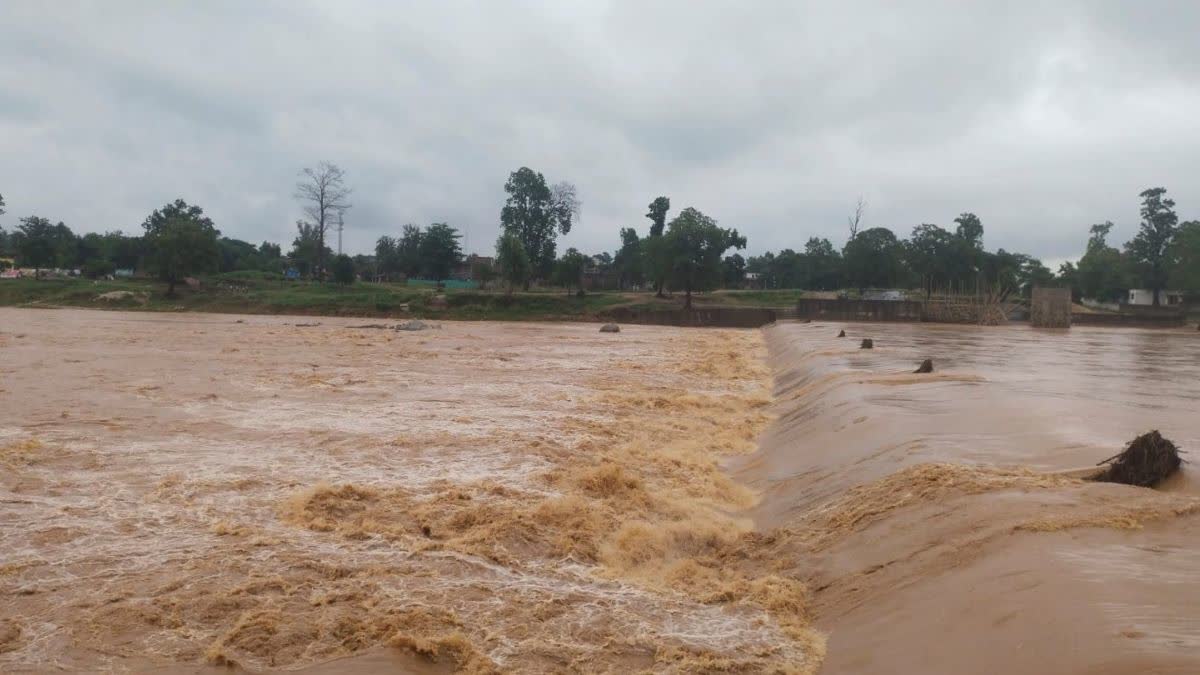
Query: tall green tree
375,235,400,280
397,224,424,278
418,222,462,284
553,247,588,295
1076,221,1128,302
803,237,843,290
142,199,220,296
843,227,903,291
500,167,578,286
613,227,643,289
1167,220,1200,300
16,216,57,278
663,207,746,309
646,197,670,237
722,253,746,288
290,220,331,278
495,232,531,295
953,212,984,248
1125,187,1179,305
331,254,355,285
644,196,671,294
905,224,954,297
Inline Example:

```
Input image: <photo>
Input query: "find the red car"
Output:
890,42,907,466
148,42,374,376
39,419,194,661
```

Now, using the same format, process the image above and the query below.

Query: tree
1057,261,1081,301
847,196,867,241
905,224,955,298
803,237,843,290
663,207,746,309
1168,220,1200,300
294,161,352,279
260,241,282,260
613,227,643,289
0,192,5,217
375,236,400,280
418,222,463,285
289,220,330,278
16,216,57,278
473,259,498,290
552,248,588,295
646,197,670,237
843,227,902,291
495,232,531,295
142,200,220,296
331,254,355,285
500,167,577,286
645,196,671,294
1077,221,1129,302
1125,187,1179,305
954,213,984,248
397,225,424,277
722,253,746,288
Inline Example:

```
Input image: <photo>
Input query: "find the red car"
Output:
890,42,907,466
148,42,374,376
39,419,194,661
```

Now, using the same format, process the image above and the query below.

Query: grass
0,277,787,322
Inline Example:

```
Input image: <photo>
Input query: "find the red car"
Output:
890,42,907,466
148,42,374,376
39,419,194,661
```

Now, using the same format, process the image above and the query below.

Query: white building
1126,289,1184,306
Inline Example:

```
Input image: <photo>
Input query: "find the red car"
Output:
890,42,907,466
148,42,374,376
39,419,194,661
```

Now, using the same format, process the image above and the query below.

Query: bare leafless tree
847,195,867,241
294,162,352,278
549,181,581,234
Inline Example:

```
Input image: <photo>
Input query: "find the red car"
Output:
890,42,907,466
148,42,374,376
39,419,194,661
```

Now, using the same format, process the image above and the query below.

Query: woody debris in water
1093,430,1183,488
914,359,933,373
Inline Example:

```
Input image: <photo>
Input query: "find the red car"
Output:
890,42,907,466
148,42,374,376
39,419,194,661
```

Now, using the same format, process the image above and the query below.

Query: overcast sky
2,1,1198,264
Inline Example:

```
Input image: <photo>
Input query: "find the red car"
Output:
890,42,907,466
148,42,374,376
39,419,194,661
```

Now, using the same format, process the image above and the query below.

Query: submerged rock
396,320,437,331
914,359,934,373
599,323,621,333
860,338,874,349
837,330,846,338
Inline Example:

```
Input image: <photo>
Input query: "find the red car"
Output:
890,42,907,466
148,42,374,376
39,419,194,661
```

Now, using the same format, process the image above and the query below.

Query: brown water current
0,308,821,673
4,309,1198,674
736,321,1200,674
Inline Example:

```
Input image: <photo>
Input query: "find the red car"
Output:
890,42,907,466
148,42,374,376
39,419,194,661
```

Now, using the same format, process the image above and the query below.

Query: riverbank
0,276,801,324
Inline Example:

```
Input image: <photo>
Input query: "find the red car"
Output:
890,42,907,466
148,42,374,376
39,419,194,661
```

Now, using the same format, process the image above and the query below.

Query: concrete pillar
1030,287,1072,328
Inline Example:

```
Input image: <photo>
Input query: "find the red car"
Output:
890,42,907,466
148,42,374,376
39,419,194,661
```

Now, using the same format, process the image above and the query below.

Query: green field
0,274,806,322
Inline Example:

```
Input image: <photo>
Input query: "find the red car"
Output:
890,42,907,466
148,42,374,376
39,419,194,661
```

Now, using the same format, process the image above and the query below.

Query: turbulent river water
1,308,1197,674
738,321,1199,674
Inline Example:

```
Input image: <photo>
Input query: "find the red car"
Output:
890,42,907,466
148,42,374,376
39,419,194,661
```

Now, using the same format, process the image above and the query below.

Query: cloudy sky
2,1,1198,264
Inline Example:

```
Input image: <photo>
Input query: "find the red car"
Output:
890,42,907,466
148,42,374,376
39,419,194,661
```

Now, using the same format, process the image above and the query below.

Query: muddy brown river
1,308,1197,674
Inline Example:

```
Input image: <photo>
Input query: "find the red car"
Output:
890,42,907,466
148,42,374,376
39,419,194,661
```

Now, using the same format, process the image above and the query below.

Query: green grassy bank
0,273,803,322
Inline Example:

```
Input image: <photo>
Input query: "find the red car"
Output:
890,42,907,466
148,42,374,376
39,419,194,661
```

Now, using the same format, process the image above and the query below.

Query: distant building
454,254,495,281
1126,289,1184,306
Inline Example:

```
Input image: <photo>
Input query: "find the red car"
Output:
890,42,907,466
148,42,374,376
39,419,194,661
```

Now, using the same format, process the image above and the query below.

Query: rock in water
599,324,621,333
1093,430,1183,488
860,338,874,349
396,320,432,331
837,330,846,338
914,359,934,373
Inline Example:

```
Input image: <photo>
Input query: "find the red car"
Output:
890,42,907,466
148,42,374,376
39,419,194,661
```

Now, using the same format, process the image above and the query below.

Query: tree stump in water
1092,431,1183,488
914,359,933,373
837,330,846,338
860,338,873,349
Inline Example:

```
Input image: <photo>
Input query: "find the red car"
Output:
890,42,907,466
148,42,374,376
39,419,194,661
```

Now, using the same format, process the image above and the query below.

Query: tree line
2,175,1197,305
733,188,1197,306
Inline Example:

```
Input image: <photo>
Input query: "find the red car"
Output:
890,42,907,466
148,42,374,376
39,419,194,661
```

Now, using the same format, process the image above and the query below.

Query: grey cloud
1,0,1198,263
